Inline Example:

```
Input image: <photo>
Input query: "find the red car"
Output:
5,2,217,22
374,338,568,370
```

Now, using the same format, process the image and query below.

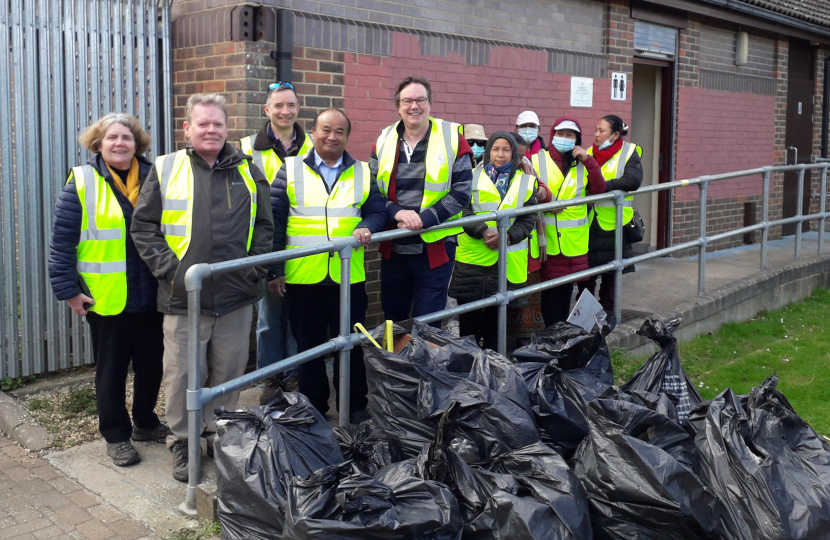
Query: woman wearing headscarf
579,115,643,329
449,132,538,350
532,117,607,327
49,113,169,466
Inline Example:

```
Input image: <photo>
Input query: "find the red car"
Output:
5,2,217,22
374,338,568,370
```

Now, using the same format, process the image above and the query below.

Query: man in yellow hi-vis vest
240,81,313,403
369,76,473,326
270,109,387,422
132,94,274,482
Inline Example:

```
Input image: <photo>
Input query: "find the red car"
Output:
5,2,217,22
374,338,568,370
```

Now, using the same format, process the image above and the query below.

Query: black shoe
106,441,140,467
131,423,172,443
349,408,371,425
170,440,191,482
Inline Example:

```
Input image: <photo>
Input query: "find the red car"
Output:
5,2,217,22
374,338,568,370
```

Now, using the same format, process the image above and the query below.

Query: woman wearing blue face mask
449,132,538,350
464,123,488,167
577,114,643,329
515,111,546,159
533,117,607,327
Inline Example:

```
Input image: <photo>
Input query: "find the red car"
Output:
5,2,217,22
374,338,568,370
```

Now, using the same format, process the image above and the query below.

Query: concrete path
0,433,158,540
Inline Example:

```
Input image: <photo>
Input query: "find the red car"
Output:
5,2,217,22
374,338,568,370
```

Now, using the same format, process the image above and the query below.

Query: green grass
166,520,221,540
614,287,830,436
59,388,97,417
27,398,53,413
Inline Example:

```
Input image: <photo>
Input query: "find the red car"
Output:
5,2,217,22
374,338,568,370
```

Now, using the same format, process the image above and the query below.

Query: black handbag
623,210,645,244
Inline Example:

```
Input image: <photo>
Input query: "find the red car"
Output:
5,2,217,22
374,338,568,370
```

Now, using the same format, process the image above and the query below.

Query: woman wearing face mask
532,117,607,327
579,114,643,329
464,123,488,167
515,111,547,159
449,132,538,350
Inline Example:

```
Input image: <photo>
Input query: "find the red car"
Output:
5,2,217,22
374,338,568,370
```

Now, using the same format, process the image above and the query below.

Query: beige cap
464,123,487,141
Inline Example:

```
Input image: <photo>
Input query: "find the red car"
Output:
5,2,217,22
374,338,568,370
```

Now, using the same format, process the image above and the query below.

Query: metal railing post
613,192,624,325
338,247,353,427
698,179,708,295
182,281,203,515
795,168,805,260
496,216,509,356
760,170,770,271
820,165,828,255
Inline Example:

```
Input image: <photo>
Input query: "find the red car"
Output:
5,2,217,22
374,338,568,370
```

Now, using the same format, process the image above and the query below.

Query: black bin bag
393,402,593,540
689,373,830,540
363,322,537,458
214,390,344,540
622,317,701,424
282,461,463,540
572,399,737,540
333,422,401,476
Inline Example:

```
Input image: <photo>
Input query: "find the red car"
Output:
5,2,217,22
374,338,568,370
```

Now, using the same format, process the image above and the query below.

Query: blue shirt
313,151,343,190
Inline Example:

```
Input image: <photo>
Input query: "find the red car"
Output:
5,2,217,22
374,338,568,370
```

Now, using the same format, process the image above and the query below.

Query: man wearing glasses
240,81,311,403
370,76,473,325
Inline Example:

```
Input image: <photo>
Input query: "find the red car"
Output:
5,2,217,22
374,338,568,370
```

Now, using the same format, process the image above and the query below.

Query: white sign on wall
570,77,593,108
611,72,627,101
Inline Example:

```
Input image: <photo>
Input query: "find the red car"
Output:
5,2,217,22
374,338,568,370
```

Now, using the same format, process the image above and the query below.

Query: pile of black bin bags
213,315,830,540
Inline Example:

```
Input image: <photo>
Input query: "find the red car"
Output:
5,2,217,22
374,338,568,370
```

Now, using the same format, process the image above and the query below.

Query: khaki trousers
162,305,253,445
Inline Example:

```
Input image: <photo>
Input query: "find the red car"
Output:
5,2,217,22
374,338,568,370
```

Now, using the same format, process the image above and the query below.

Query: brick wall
699,24,775,78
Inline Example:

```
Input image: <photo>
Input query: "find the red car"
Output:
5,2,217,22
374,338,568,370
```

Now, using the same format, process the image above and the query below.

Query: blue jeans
256,290,297,371
380,243,456,328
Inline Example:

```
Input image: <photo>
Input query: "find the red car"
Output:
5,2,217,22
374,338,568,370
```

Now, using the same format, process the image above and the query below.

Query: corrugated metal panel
634,21,677,58
0,0,173,378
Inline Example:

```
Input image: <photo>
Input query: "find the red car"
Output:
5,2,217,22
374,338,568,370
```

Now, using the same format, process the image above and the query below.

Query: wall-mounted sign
570,77,593,108
612,72,627,101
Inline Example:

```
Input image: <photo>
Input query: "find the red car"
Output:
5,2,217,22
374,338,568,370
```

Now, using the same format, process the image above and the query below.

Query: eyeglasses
400,97,429,107
269,81,296,91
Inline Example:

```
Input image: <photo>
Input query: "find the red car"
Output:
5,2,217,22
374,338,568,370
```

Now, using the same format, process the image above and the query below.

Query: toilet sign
612,72,627,101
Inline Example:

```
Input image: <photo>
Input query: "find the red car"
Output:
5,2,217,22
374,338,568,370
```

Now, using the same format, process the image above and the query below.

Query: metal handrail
178,161,830,513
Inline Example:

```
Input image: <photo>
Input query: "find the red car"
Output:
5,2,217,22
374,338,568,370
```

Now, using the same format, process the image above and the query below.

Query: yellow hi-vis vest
284,156,371,284
240,131,314,182
587,141,641,231
375,117,463,243
532,151,590,257
457,166,536,284
72,165,127,315
155,150,258,261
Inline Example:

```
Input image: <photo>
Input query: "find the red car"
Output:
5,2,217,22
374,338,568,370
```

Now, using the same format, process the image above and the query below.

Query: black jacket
270,150,389,282
131,144,274,316
251,121,308,162
449,132,538,304
49,153,157,314
588,148,643,269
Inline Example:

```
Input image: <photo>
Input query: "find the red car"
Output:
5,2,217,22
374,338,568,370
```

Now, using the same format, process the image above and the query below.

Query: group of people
48,75,642,482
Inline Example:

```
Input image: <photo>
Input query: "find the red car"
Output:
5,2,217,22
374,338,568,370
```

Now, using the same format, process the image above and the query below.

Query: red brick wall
671,86,775,250
338,32,630,161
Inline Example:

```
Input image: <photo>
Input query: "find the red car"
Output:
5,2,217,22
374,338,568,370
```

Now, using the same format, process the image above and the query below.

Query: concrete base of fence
608,254,830,357
0,391,53,451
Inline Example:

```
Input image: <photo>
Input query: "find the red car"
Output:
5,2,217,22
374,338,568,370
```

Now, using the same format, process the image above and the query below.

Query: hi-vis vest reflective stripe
532,151,590,257
285,157,371,284
457,167,535,284
155,150,258,261
240,131,314,182
73,165,127,316
587,141,641,231
375,117,463,243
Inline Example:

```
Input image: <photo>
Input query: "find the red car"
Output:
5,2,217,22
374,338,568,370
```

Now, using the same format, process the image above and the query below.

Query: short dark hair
511,133,527,147
394,75,432,107
312,108,351,135
601,114,629,137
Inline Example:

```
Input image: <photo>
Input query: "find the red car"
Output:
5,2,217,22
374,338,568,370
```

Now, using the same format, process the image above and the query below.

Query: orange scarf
105,157,140,207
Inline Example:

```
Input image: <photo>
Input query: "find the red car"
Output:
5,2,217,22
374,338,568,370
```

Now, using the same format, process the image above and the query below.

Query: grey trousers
162,305,253,445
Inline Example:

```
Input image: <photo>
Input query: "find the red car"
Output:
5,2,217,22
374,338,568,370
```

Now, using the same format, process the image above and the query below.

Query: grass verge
614,287,830,436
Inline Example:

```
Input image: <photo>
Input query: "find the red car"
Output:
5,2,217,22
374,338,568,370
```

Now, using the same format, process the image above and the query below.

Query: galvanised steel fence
0,0,173,378
179,161,830,512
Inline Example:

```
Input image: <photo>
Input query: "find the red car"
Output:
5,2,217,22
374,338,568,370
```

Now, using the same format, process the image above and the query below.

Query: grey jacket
131,144,274,317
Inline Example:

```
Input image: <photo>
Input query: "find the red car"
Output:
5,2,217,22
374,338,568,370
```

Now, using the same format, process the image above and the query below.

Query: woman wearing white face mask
515,111,546,159
464,123,488,167
577,115,643,329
